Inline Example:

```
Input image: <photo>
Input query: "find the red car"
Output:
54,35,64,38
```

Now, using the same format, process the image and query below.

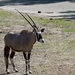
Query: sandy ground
0,1,75,19
0,1,75,75
0,22,75,75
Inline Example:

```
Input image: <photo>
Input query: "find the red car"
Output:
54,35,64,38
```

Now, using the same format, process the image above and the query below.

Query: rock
38,11,41,13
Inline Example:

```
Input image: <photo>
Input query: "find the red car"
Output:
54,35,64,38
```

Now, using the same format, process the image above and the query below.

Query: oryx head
15,9,45,43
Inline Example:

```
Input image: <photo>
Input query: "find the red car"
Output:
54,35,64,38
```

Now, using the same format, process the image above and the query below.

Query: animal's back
11,30,36,51
4,30,36,52
4,32,18,47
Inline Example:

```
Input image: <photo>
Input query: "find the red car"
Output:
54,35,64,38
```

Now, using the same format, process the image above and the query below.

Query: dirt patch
0,18,75,75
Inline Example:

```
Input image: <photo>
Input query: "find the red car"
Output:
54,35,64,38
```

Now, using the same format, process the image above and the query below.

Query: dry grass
0,9,75,75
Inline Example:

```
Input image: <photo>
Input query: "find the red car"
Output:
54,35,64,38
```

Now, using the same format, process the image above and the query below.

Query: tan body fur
4,10,44,75
4,30,36,52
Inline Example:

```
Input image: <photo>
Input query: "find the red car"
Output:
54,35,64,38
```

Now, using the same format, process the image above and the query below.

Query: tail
4,46,10,57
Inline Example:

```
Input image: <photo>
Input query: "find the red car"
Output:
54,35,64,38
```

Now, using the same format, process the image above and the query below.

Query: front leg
23,52,31,75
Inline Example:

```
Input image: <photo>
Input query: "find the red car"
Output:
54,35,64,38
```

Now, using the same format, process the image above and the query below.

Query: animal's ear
41,28,45,32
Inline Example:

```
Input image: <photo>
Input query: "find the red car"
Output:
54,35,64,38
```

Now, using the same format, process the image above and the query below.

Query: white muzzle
39,39,44,43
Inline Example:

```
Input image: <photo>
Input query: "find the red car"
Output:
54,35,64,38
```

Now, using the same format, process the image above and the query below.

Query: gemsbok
4,9,45,75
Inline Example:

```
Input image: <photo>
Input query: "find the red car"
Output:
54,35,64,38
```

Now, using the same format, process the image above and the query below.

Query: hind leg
4,46,10,74
10,50,18,72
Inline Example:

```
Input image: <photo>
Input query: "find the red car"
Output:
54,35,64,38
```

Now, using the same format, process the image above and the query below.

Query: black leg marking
23,52,27,60
4,46,10,74
10,50,18,72
28,53,31,74
23,52,31,75
23,52,31,60
10,51,15,58
28,53,31,60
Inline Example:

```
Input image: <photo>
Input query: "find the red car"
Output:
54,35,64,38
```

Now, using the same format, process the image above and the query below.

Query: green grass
32,17,75,32
49,19,75,32
0,8,75,32
36,17,50,25
0,9,27,26
64,28,75,32
1,9,75,75
49,19,75,27
0,9,8,19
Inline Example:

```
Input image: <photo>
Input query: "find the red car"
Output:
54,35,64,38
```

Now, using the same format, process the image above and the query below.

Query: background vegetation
0,8,75,75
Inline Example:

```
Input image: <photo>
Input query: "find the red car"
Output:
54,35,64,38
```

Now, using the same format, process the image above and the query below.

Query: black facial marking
36,33,42,41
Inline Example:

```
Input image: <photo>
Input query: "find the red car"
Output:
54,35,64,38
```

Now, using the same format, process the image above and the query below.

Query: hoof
14,67,18,72
15,70,18,72
25,72,29,75
29,71,32,74
7,72,10,74
6,69,10,74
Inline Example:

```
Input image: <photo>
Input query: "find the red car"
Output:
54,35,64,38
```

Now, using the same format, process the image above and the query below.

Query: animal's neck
33,31,37,43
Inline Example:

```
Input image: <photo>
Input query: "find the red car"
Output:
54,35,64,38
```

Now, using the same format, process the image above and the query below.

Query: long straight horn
15,9,34,28
26,13,38,29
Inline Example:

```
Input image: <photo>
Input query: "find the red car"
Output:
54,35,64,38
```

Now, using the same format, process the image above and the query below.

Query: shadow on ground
50,10,75,19
0,0,74,6
0,0,75,19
